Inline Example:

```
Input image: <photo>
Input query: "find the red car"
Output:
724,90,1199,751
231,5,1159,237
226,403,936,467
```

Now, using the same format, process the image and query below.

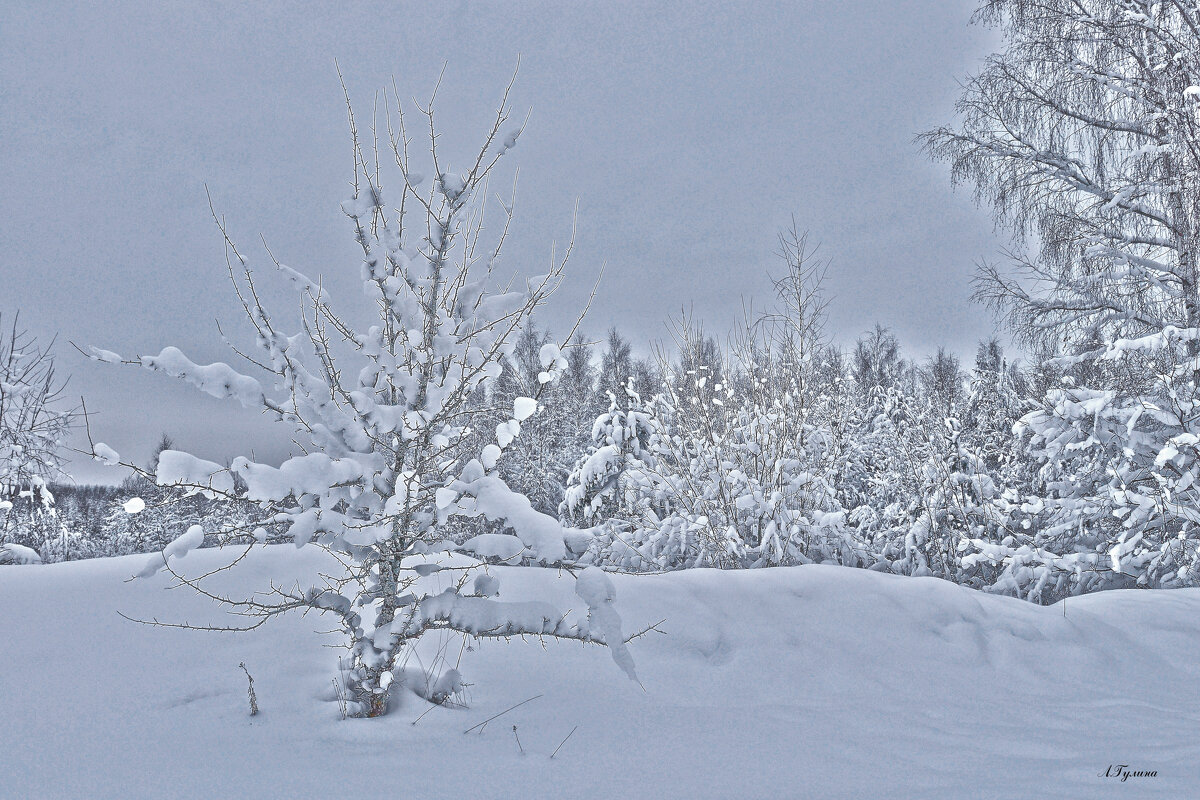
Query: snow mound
0,542,42,564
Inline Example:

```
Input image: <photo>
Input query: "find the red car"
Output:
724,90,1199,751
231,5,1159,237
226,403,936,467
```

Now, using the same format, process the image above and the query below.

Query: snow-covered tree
0,313,75,548
561,380,664,533
488,322,580,515
925,0,1200,598
597,328,636,409
558,334,600,440
899,412,1000,581
851,325,909,405
922,347,964,419
88,73,636,715
97,434,202,555
961,340,1026,474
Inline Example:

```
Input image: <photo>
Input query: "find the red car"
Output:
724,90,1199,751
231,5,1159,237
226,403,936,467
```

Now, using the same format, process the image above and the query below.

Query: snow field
1,546,1196,799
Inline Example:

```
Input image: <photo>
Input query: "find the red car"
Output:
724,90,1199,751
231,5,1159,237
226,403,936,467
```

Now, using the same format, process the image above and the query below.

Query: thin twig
549,725,579,759
463,694,542,734
624,619,667,643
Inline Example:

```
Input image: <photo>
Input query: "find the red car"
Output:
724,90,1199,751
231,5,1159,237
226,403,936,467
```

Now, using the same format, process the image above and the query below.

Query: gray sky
1,0,1005,484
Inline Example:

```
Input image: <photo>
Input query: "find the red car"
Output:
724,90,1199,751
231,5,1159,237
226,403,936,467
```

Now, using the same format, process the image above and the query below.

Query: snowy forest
3,0,1198,796
10,292,1186,607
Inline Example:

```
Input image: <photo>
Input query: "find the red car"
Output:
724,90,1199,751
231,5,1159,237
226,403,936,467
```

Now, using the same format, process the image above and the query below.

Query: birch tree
924,0,1200,596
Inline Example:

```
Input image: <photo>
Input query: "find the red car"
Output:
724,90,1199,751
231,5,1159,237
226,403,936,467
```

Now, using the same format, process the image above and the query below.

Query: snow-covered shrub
0,542,41,565
88,74,636,716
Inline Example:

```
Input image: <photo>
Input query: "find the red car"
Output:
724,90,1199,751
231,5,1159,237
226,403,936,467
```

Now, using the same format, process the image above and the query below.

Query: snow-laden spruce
87,73,635,716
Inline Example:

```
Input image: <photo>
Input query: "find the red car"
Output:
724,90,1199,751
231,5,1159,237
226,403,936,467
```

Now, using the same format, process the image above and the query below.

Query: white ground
2,546,1195,799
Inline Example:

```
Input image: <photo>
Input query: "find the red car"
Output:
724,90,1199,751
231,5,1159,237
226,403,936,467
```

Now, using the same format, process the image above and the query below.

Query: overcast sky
1,0,1005,483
